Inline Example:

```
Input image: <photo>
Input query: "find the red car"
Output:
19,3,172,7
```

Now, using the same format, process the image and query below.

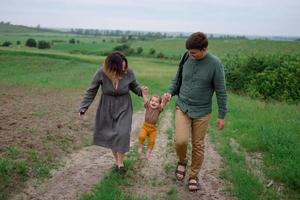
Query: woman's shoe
118,166,126,175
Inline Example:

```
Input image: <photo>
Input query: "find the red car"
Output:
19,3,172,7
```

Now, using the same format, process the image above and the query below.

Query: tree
25,38,37,47
16,41,21,45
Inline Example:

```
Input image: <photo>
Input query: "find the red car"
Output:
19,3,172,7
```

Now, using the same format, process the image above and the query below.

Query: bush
2,41,12,47
156,52,165,58
69,38,76,44
149,48,156,55
113,44,131,55
136,47,143,54
223,54,300,102
25,38,37,47
16,41,21,45
38,40,51,49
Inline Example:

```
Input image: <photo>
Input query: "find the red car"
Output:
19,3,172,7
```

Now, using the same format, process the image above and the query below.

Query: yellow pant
138,122,157,150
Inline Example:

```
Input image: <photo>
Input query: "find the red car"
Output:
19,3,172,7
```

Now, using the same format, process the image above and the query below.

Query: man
164,32,227,192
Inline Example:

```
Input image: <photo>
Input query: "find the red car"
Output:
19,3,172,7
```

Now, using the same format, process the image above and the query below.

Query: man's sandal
188,177,200,192
174,162,187,181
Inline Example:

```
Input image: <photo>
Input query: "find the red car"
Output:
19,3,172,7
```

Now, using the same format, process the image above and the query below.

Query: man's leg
174,107,191,163
189,114,210,178
174,107,191,180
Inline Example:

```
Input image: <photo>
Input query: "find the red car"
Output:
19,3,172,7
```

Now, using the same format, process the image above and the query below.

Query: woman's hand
142,86,148,96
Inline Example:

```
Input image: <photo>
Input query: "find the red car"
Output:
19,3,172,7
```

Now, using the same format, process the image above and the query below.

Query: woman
78,51,143,173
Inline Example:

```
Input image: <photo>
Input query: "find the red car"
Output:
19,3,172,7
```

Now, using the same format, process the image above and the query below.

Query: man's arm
214,62,227,130
160,95,168,109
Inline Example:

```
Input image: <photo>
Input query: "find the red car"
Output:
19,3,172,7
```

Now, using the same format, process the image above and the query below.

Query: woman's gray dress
79,68,142,153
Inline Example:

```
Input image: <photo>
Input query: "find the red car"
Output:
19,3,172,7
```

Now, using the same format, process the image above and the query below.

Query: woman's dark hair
185,32,208,50
104,51,128,78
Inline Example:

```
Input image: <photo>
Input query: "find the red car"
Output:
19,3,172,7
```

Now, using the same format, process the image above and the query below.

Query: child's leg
138,144,143,156
138,123,148,157
146,127,156,159
146,148,152,159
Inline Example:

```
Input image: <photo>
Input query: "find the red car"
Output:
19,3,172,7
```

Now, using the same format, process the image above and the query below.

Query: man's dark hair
185,32,208,50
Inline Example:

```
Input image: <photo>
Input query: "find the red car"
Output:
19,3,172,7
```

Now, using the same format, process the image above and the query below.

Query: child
138,87,167,159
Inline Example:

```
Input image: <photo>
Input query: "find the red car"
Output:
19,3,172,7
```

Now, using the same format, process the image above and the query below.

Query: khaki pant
174,107,210,178
138,122,157,150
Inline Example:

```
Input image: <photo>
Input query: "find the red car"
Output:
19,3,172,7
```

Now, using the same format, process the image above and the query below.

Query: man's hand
163,93,172,102
216,118,225,130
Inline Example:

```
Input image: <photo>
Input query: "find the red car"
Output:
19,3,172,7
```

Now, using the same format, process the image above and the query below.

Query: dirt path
176,135,231,200
125,111,232,200
3,85,232,200
12,111,144,200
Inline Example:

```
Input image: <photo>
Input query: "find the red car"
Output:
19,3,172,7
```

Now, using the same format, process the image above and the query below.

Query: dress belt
102,93,129,97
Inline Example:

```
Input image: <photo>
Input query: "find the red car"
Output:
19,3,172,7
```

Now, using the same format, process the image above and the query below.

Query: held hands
142,86,148,96
216,118,225,130
163,93,172,102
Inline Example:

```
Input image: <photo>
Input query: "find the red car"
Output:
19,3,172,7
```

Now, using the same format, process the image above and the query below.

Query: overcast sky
1,0,300,37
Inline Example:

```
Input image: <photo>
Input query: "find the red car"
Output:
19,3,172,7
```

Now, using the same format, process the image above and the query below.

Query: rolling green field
1,24,300,199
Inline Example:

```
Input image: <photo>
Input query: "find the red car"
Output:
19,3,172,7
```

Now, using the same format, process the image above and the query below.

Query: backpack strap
175,51,189,95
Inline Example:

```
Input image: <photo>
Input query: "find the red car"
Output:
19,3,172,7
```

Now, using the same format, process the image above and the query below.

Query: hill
0,22,59,33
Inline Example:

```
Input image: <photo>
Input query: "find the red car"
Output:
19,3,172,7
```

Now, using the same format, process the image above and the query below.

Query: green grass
0,51,99,89
0,146,54,200
2,30,300,60
80,146,146,200
1,38,300,199
0,49,177,110
209,93,300,199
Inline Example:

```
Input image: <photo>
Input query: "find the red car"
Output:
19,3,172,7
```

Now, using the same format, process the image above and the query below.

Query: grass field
0,25,300,199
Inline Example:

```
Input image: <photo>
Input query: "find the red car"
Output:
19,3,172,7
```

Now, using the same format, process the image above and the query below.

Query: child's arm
160,95,168,109
142,86,149,104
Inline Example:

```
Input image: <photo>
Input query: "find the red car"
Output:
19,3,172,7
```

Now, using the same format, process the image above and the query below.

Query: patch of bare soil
12,112,144,200
125,111,233,200
0,84,95,199
0,84,145,200
0,84,94,157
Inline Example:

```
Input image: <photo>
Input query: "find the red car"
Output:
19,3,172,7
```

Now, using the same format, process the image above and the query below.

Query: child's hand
163,93,171,102
142,86,148,96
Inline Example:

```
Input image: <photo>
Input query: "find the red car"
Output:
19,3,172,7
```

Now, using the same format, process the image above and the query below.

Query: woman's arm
142,86,149,104
128,69,143,96
78,69,102,114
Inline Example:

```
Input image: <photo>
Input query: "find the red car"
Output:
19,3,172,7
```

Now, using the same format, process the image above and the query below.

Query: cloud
1,0,300,36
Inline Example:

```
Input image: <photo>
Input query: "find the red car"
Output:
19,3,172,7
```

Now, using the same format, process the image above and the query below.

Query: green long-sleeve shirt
168,52,227,119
